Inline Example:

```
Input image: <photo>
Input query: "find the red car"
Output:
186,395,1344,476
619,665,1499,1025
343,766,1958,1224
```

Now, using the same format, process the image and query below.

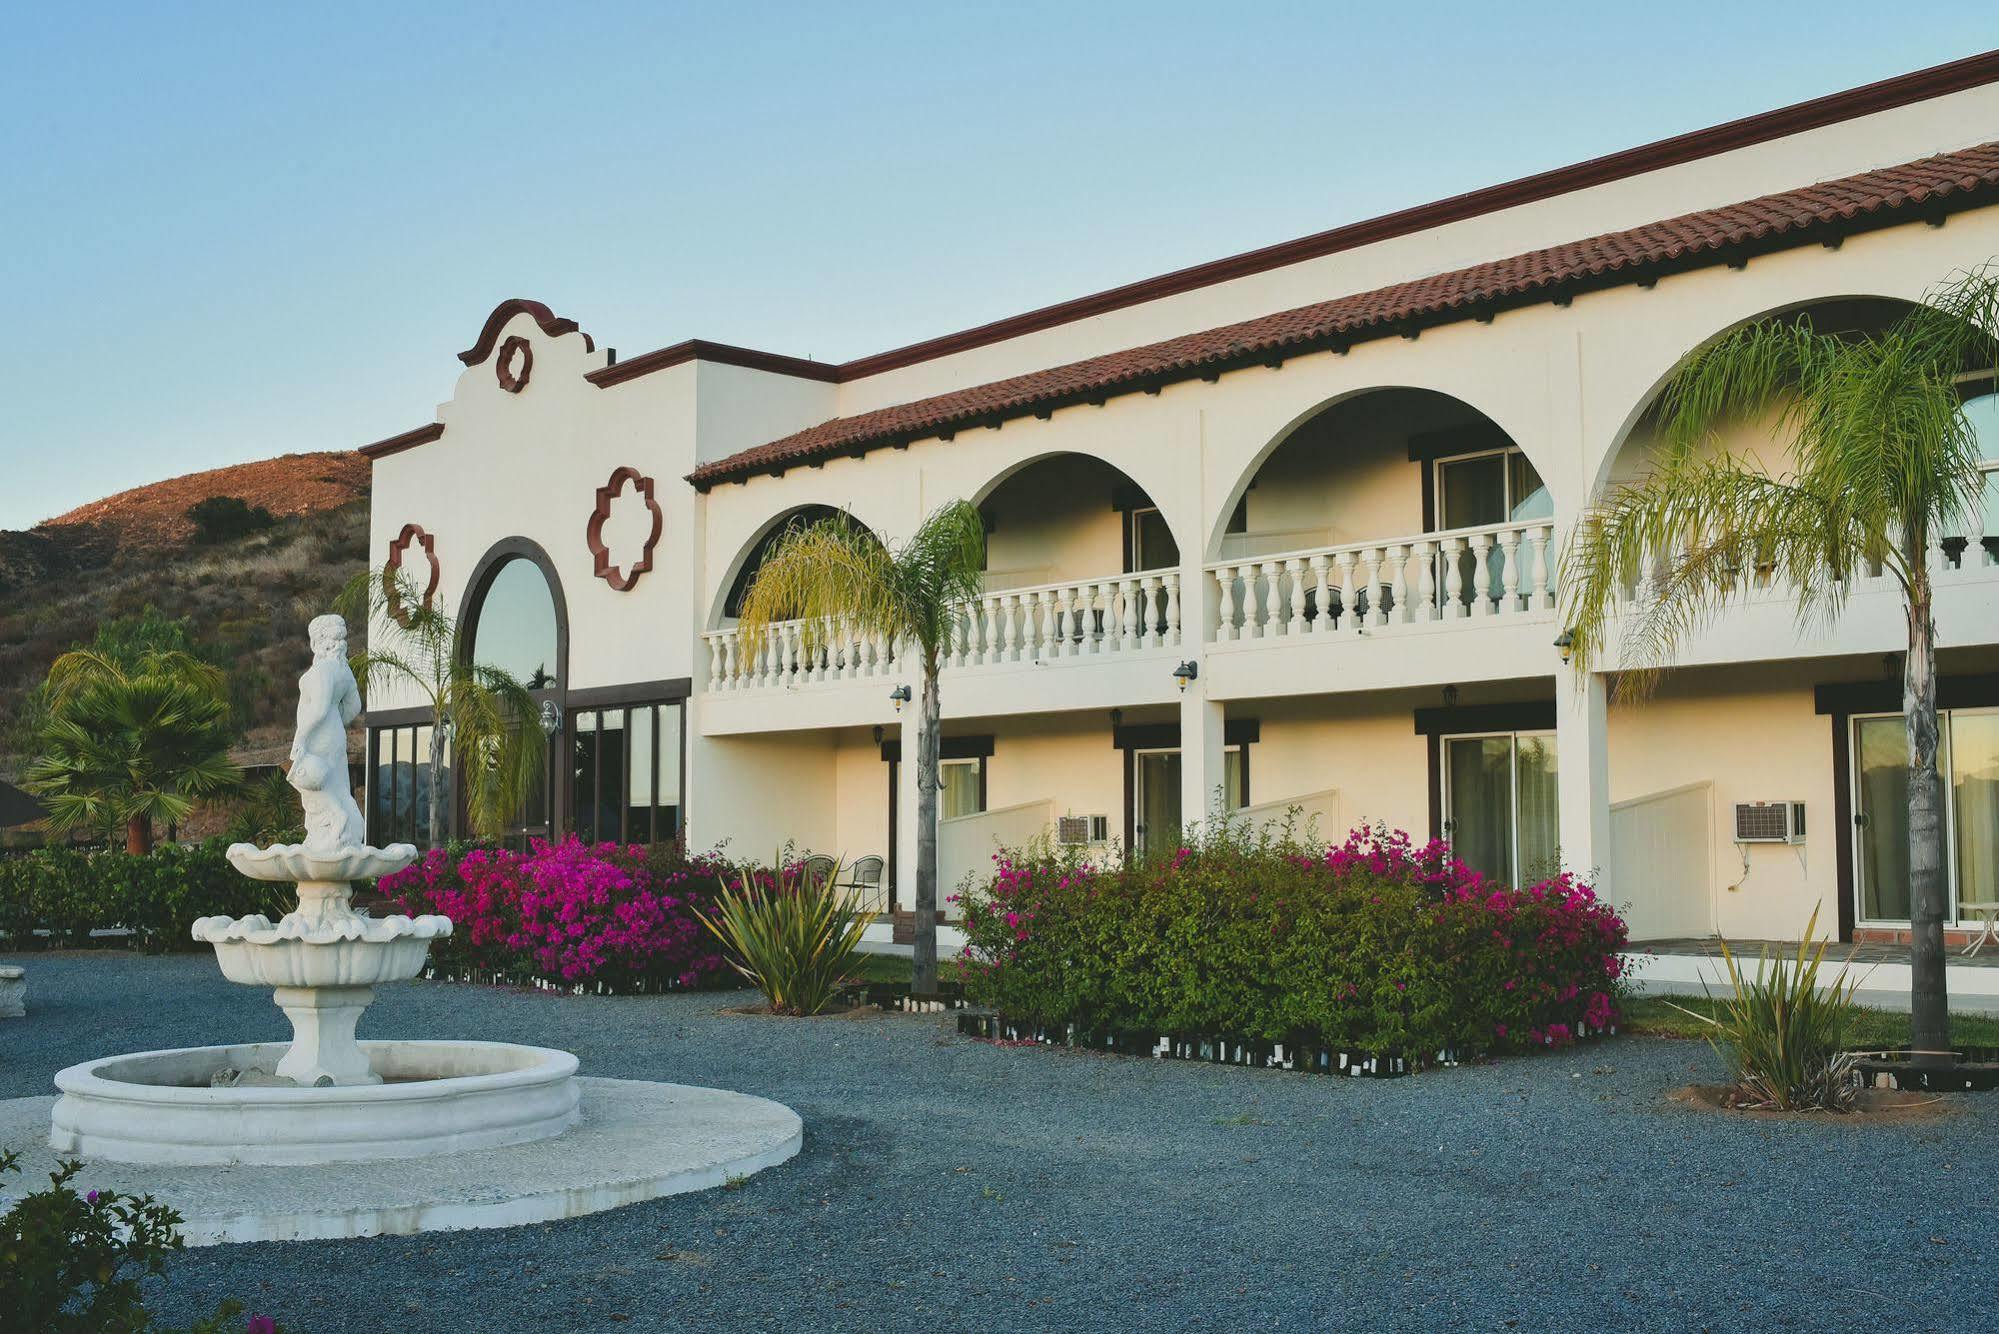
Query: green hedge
0,841,290,953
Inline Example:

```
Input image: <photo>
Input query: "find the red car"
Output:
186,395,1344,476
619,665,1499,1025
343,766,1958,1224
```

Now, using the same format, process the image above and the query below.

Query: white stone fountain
11,615,801,1240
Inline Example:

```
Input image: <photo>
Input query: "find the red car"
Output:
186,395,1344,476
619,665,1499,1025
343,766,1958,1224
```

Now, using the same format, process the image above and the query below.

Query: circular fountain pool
50,1039,579,1166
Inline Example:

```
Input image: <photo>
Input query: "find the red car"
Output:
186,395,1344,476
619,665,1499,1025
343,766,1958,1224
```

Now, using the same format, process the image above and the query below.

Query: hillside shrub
185,495,276,545
380,837,736,992
0,840,289,952
958,824,1628,1062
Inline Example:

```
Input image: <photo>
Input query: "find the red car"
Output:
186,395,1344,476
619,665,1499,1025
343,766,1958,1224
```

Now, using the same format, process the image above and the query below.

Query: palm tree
737,502,986,994
26,671,241,853
1562,268,1999,1064
339,565,547,846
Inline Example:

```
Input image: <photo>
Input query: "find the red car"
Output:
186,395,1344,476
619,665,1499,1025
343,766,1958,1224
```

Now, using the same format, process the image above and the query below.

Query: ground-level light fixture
1172,660,1199,691
1554,631,1574,665
889,684,912,713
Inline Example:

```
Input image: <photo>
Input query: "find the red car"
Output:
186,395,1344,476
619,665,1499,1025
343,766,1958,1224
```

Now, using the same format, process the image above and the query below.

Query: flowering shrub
380,838,734,992
958,823,1628,1061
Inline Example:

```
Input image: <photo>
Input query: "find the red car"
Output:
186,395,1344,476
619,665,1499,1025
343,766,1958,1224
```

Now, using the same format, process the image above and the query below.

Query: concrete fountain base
5,1077,802,1244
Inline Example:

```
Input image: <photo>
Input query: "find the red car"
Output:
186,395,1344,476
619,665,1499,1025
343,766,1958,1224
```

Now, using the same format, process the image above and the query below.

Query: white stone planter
0,965,23,1019
49,1040,581,1166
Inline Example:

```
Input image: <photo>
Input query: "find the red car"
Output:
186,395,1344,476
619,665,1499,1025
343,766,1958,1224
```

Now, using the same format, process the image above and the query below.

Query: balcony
1207,517,1559,639
703,566,1184,693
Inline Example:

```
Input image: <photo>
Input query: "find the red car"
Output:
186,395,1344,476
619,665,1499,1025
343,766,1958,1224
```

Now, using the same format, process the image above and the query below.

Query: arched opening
716,504,850,626
1211,387,1552,633
974,453,1179,589
459,539,568,845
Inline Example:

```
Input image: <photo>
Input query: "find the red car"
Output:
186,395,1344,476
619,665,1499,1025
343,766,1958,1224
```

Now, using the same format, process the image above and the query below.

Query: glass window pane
626,707,654,845
1967,391,1999,463
1447,736,1514,884
572,712,599,844
1953,712,1999,919
1508,453,1554,522
1856,716,1912,921
410,726,432,844
1224,748,1246,811
597,712,626,843
392,727,415,843
1133,509,1180,571
940,760,982,820
1438,454,1507,529
369,730,392,843
658,704,683,840
1515,734,1560,883
469,559,558,689
1136,751,1182,857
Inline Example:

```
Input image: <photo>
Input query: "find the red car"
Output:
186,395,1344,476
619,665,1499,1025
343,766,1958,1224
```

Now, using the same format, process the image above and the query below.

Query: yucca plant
698,857,878,1015
1671,906,1864,1111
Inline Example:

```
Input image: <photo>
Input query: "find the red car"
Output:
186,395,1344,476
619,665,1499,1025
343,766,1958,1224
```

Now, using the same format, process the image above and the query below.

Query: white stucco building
361,52,1999,949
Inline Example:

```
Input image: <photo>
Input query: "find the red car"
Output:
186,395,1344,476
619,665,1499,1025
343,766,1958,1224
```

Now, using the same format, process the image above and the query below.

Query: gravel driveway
3,951,1993,1332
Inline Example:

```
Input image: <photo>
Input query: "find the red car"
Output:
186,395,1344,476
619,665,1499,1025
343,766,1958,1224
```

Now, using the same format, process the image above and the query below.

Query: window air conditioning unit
1057,815,1109,847
1734,801,1806,845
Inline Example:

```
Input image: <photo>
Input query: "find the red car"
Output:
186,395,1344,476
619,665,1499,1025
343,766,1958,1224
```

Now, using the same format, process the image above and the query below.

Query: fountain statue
190,614,446,1086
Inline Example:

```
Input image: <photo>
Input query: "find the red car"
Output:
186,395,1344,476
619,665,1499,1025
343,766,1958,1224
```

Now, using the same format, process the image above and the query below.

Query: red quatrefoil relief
384,523,440,627
587,467,663,591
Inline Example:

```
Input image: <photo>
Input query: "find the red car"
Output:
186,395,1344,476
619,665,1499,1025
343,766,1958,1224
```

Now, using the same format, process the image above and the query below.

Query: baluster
1140,576,1160,648
1095,580,1116,652
1210,568,1232,642
1970,500,1991,569
1330,551,1354,633
1415,540,1438,622
1077,585,1099,655
1162,572,1181,647
976,595,996,667
991,594,1011,663
755,628,773,688
1442,538,1466,618
1053,584,1075,657
1285,559,1306,636
1034,589,1053,659
1498,527,1522,615
1360,547,1385,627
1305,554,1329,633
1254,561,1278,638
1386,544,1409,626
1535,524,1556,610
1470,533,1495,617
1110,579,1130,651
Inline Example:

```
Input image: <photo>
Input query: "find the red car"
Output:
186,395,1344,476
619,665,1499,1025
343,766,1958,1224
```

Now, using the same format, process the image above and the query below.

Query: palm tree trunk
125,812,152,855
913,656,942,995
1904,568,1951,1065
427,716,449,849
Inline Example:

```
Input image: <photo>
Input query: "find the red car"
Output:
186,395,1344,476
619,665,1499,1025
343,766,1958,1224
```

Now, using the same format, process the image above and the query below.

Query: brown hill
45,451,369,551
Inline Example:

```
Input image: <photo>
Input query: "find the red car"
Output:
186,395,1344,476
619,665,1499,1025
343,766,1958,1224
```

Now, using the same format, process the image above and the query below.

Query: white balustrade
1205,519,1559,640
702,567,1184,691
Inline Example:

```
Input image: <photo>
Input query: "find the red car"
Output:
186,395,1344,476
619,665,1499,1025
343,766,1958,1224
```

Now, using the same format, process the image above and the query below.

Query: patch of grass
1621,994,1999,1048
841,953,969,987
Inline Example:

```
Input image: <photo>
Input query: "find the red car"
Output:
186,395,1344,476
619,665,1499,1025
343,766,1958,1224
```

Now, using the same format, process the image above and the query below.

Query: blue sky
2,3,1994,529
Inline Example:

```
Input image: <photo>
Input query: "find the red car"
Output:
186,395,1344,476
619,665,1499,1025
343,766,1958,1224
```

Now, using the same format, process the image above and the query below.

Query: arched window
723,506,844,620
469,557,560,690
1967,386,1998,548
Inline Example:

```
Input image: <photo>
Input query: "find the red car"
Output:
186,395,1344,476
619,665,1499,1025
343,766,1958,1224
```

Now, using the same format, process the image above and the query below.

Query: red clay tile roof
688,140,1999,490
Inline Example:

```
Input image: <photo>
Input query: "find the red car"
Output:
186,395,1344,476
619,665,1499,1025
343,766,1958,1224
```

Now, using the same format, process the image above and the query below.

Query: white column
893,715,922,915
1555,668,1612,896
1179,690,1227,838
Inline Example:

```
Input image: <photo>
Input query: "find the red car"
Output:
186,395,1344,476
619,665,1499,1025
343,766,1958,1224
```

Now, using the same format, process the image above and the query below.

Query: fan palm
26,673,241,853
338,565,546,846
737,502,986,993
1562,267,1999,1063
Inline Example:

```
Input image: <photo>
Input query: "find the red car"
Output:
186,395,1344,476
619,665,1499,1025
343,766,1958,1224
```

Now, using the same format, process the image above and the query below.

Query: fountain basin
226,841,418,884
49,1040,580,1166
204,934,438,989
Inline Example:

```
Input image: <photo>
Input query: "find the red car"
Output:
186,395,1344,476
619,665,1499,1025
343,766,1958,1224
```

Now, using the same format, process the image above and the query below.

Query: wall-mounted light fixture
1109,708,1123,730
872,724,884,746
1172,660,1199,692
1441,684,1460,711
889,685,912,714
1554,631,1574,666
537,700,563,737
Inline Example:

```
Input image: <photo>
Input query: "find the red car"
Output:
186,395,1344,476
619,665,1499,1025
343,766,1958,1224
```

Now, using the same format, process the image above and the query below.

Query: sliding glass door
1443,731,1559,886
1853,708,1999,926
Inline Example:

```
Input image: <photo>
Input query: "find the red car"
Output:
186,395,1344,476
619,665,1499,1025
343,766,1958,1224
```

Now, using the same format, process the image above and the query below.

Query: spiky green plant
698,857,878,1015
1563,266,1999,1062
337,565,545,845
25,673,241,854
736,502,986,994
1669,906,1864,1111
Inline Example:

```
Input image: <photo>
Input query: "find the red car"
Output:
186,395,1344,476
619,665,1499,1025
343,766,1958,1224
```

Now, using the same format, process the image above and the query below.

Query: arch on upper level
1206,386,1546,562
967,451,1183,591
707,504,889,630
